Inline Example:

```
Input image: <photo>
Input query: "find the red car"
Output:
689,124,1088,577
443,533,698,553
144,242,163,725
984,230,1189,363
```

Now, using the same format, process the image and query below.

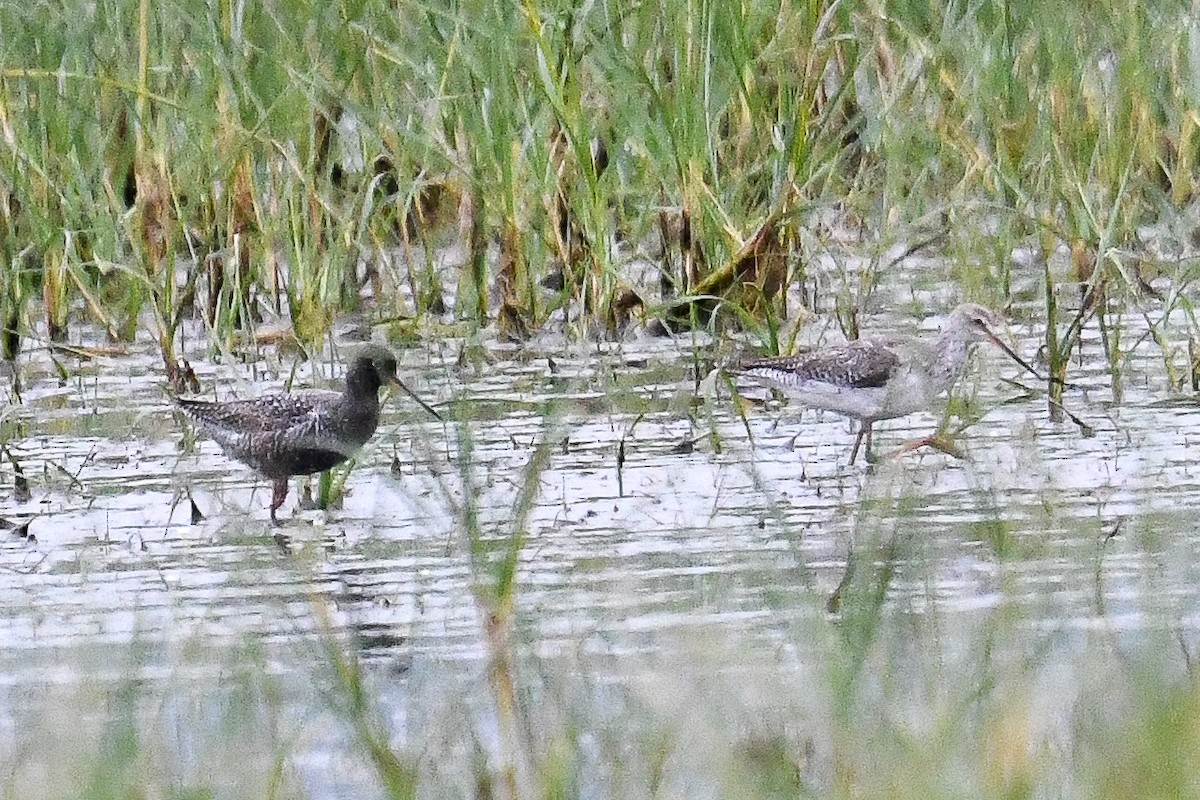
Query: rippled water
3,290,1200,795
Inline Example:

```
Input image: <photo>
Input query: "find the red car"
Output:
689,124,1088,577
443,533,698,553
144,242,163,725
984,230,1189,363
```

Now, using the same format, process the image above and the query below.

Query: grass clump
0,0,1194,382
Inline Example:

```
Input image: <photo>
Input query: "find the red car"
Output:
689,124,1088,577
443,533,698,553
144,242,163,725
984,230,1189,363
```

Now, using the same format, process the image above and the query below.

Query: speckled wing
173,391,351,471
737,338,901,390
174,393,333,435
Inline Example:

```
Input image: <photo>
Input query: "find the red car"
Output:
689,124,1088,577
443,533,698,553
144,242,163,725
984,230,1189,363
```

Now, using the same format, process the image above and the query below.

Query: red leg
270,478,289,525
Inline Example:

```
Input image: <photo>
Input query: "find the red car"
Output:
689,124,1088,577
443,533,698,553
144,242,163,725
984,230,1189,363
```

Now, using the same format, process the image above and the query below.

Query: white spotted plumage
172,344,439,523
732,304,1036,462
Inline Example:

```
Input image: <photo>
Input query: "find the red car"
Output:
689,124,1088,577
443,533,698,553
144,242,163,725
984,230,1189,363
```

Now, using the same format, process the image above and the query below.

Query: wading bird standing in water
730,303,1039,463
174,344,440,523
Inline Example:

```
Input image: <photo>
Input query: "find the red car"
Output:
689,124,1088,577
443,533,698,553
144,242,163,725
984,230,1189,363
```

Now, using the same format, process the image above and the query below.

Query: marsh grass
442,403,562,798
7,0,1200,797
3,0,1196,381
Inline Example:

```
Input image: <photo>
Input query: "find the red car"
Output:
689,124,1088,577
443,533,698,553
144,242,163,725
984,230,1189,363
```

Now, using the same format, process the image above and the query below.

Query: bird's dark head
344,343,441,420
346,344,401,394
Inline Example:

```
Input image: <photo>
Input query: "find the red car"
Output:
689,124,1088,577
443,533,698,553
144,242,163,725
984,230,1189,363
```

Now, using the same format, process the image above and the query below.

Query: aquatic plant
0,0,1191,380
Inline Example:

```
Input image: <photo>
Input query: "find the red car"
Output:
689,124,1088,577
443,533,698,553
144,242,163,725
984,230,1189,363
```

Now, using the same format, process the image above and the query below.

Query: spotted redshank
173,344,440,523
731,303,1038,463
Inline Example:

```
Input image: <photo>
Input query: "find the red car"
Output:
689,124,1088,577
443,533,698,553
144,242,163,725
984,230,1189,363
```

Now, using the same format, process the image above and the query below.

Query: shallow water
2,292,1200,796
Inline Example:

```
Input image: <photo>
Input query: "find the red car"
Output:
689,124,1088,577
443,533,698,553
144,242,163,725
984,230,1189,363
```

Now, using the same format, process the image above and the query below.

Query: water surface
1,289,1198,796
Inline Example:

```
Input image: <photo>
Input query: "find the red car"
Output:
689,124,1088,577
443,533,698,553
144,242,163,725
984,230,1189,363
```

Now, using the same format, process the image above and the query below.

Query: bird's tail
169,394,215,421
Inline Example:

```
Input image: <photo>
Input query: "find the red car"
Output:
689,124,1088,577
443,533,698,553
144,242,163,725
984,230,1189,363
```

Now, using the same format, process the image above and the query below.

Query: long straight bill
984,329,1043,381
390,377,442,420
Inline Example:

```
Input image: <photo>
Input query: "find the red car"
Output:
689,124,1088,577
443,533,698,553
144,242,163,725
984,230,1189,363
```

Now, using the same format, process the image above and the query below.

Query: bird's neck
344,371,382,403
928,330,974,392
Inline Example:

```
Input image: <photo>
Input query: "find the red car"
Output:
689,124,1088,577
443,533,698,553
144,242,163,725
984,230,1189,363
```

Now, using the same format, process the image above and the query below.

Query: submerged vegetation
4,0,1200,797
